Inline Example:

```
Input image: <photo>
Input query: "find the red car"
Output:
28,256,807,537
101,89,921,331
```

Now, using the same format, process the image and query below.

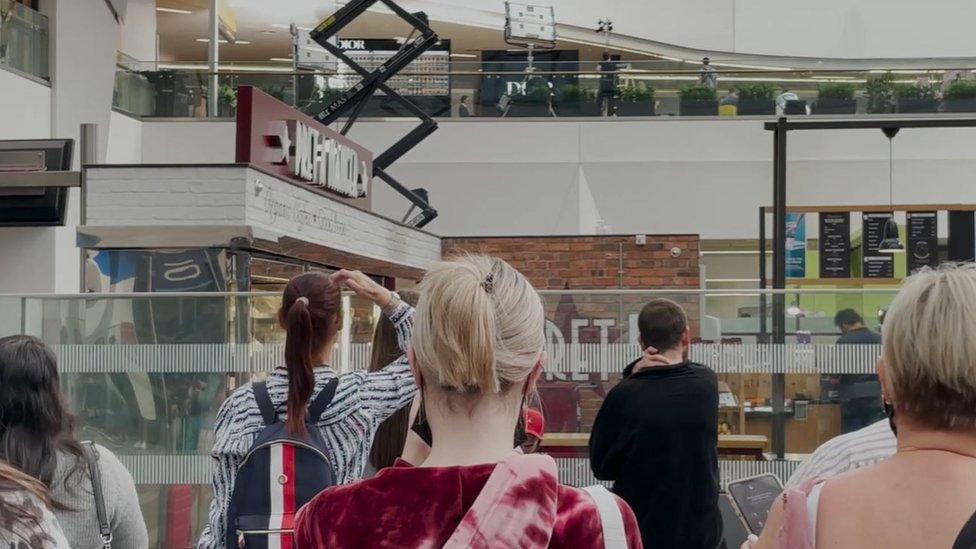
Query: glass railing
0,0,48,81
0,288,896,546
111,60,976,120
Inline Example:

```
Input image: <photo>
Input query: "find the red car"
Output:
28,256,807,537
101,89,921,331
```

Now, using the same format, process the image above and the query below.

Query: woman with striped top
197,270,416,549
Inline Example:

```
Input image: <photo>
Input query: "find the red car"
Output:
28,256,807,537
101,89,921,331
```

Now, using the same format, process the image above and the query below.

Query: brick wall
442,235,700,290
443,235,701,432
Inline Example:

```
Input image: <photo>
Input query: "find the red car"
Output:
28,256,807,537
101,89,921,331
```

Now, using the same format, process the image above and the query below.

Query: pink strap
774,477,822,549
443,453,560,549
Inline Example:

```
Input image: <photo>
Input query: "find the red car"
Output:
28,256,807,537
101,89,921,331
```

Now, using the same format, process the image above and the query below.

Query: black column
771,118,787,459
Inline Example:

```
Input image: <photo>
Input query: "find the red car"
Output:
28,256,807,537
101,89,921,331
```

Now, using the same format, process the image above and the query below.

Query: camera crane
308,0,438,228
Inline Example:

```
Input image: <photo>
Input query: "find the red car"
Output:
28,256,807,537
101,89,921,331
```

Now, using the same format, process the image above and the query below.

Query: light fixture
196,38,251,45
156,7,193,14
450,53,477,58
878,127,905,254
269,57,293,62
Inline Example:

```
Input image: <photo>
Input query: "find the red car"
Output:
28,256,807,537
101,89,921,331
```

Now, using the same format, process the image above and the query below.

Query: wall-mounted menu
862,212,895,278
906,212,938,272
819,212,851,278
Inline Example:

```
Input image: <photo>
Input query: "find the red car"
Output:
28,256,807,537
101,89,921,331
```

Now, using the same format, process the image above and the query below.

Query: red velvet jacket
295,459,643,548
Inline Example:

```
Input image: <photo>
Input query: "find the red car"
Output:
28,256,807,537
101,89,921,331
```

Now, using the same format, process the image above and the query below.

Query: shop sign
236,86,373,206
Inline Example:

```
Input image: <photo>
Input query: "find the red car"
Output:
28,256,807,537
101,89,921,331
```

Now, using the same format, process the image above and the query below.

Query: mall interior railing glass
111,60,976,120
0,288,896,545
0,0,48,81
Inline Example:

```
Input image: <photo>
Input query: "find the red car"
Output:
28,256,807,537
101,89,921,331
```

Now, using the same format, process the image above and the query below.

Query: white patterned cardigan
197,302,416,548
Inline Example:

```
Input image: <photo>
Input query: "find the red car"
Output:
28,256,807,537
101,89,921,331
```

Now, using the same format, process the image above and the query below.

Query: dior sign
271,120,369,198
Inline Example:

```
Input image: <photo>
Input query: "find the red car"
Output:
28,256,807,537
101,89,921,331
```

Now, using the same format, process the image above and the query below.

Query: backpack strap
252,381,278,426
306,378,339,423
583,485,627,549
81,442,113,549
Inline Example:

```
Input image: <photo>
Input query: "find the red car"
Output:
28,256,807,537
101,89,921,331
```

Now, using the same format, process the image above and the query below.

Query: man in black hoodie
590,298,723,549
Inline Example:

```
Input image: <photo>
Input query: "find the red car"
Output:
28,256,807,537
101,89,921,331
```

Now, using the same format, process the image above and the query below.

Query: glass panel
0,0,49,80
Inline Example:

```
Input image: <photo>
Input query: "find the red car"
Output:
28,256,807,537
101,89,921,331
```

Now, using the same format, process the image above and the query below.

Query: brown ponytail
279,272,342,436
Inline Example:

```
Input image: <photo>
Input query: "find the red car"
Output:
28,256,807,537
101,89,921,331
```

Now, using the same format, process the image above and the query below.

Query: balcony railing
0,0,48,81
111,59,976,120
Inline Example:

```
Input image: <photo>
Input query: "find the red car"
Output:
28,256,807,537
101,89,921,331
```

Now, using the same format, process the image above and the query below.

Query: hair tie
482,273,495,294
295,296,309,306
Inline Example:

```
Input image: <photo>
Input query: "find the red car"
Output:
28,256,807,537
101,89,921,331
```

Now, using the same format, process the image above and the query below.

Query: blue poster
786,213,807,278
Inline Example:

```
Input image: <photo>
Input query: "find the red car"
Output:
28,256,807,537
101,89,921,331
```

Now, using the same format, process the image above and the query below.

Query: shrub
893,83,937,100
739,83,776,101
680,85,717,101
817,82,856,101
866,73,894,113
619,82,654,102
559,84,595,102
945,80,976,100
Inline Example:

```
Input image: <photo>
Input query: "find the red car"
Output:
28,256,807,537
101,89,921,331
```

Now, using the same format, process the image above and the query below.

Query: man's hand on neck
633,346,685,373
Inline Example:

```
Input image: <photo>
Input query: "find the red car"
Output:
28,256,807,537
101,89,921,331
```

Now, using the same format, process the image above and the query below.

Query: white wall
0,69,51,139
141,121,236,163
118,0,156,62
124,117,976,240
0,228,56,293
105,111,143,163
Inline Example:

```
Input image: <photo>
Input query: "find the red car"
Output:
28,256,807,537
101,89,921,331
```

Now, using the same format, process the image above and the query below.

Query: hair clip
482,273,495,294
296,296,310,306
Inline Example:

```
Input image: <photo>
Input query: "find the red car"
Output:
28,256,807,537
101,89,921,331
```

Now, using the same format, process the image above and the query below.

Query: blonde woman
297,255,642,548
746,264,976,549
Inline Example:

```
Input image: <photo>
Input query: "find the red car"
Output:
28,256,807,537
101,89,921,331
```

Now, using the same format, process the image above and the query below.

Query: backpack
225,378,339,548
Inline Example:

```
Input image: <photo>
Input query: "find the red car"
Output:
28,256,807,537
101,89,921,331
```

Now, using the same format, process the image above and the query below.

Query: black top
954,508,976,549
836,327,881,345
590,360,723,549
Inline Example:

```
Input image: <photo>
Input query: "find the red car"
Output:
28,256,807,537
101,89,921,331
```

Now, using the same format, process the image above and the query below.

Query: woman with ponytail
295,255,643,548
199,270,417,548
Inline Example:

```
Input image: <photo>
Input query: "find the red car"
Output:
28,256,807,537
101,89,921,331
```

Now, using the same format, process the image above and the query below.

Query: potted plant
894,82,939,113
944,80,976,112
679,85,718,116
815,82,857,114
555,84,598,117
217,84,237,117
865,73,894,114
738,83,776,115
616,83,655,116
508,85,553,117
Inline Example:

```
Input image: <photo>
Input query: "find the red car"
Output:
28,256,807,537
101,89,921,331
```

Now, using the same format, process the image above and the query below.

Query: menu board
862,212,895,278
819,213,851,278
948,211,976,262
906,212,939,272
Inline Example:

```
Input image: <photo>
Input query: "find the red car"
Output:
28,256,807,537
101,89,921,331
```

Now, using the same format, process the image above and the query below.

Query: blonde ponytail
413,255,545,395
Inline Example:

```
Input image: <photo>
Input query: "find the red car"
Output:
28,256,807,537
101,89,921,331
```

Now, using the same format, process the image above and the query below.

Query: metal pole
758,206,767,344
771,117,788,459
207,0,220,117
79,123,97,291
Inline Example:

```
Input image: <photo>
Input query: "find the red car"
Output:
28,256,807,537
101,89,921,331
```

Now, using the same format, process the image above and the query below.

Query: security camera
670,247,682,258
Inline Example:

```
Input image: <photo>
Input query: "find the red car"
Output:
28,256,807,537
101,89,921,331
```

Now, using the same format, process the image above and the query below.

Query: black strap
252,381,277,426
307,378,339,423
81,442,112,549
953,509,976,549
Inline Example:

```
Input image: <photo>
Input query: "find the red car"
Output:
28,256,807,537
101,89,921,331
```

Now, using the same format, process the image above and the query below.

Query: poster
862,212,895,278
786,213,807,278
819,213,851,278
906,212,939,273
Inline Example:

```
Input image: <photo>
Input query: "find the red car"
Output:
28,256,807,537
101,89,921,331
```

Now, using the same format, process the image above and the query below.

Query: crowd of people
1,256,975,548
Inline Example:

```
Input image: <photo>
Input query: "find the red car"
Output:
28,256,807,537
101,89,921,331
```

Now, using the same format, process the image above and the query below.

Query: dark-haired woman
198,270,416,548
0,460,69,548
365,289,420,476
0,335,147,549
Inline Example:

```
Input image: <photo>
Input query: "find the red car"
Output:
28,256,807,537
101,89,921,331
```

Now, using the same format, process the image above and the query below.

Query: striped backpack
225,379,339,548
